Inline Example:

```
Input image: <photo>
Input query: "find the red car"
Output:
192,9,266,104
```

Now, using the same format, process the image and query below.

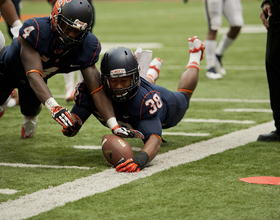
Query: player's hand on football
62,117,82,137
51,106,74,128
188,36,205,60
112,125,144,139
116,158,141,172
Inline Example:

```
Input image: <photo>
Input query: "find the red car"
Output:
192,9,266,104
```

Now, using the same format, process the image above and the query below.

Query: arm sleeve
138,115,162,142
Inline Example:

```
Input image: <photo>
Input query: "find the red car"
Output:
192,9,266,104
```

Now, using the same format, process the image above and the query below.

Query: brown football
101,134,134,167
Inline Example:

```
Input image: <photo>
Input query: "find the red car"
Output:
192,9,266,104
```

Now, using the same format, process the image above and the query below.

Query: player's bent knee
21,104,42,117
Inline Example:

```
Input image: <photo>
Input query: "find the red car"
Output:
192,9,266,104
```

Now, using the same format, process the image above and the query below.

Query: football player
204,0,244,79
0,0,136,139
47,0,95,102
63,36,205,172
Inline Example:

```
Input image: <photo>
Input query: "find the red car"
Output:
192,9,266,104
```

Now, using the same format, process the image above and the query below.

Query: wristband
90,85,103,95
261,0,269,8
134,151,150,168
107,117,118,130
26,69,43,77
178,89,193,94
12,19,22,28
44,97,59,111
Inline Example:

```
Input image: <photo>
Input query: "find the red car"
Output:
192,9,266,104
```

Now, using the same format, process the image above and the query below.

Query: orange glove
51,106,74,128
116,158,141,173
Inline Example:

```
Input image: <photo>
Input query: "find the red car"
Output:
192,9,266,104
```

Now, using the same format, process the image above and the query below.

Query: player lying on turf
63,36,205,172
0,0,137,139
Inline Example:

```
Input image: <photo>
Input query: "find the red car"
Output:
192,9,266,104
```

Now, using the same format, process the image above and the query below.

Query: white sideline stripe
0,121,274,220
162,132,209,136
0,189,18,195
74,145,142,152
224,108,272,113
182,119,255,124
0,163,92,170
191,98,269,103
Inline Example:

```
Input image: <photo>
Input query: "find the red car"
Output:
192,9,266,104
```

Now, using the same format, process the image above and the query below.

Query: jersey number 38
145,93,162,114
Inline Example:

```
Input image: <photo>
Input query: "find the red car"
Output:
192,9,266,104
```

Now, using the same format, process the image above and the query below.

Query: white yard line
164,65,266,71
73,145,142,151
191,98,269,103
101,42,162,54
162,132,209,136
182,119,255,124
0,121,274,220
224,108,272,113
0,189,18,195
220,25,266,34
73,145,102,150
0,163,92,170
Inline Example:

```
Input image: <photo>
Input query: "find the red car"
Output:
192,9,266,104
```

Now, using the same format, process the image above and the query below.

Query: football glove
51,106,74,128
116,158,141,173
62,119,82,137
112,125,144,139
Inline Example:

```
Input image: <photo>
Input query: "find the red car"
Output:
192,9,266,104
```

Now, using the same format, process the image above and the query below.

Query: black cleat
257,131,280,142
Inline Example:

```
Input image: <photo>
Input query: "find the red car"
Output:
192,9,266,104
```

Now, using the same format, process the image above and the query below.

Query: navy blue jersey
72,77,190,141
0,17,101,82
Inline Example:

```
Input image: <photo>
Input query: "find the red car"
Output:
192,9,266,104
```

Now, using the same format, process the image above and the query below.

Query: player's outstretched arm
116,134,161,172
20,37,53,104
82,65,116,124
20,37,75,128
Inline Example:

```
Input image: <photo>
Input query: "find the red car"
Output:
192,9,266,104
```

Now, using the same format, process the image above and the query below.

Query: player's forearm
92,89,115,122
141,134,161,163
27,72,53,104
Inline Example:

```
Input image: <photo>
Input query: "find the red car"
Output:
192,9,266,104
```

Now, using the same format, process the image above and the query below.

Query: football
101,134,134,167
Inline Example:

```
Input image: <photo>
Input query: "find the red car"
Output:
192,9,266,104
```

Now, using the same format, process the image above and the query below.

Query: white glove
112,125,144,139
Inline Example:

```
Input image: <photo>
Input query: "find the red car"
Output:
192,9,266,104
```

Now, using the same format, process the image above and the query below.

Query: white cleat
0,107,5,118
149,57,163,73
206,67,223,80
0,94,12,118
146,57,163,83
188,36,205,60
215,54,226,75
21,115,38,138
134,47,153,78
